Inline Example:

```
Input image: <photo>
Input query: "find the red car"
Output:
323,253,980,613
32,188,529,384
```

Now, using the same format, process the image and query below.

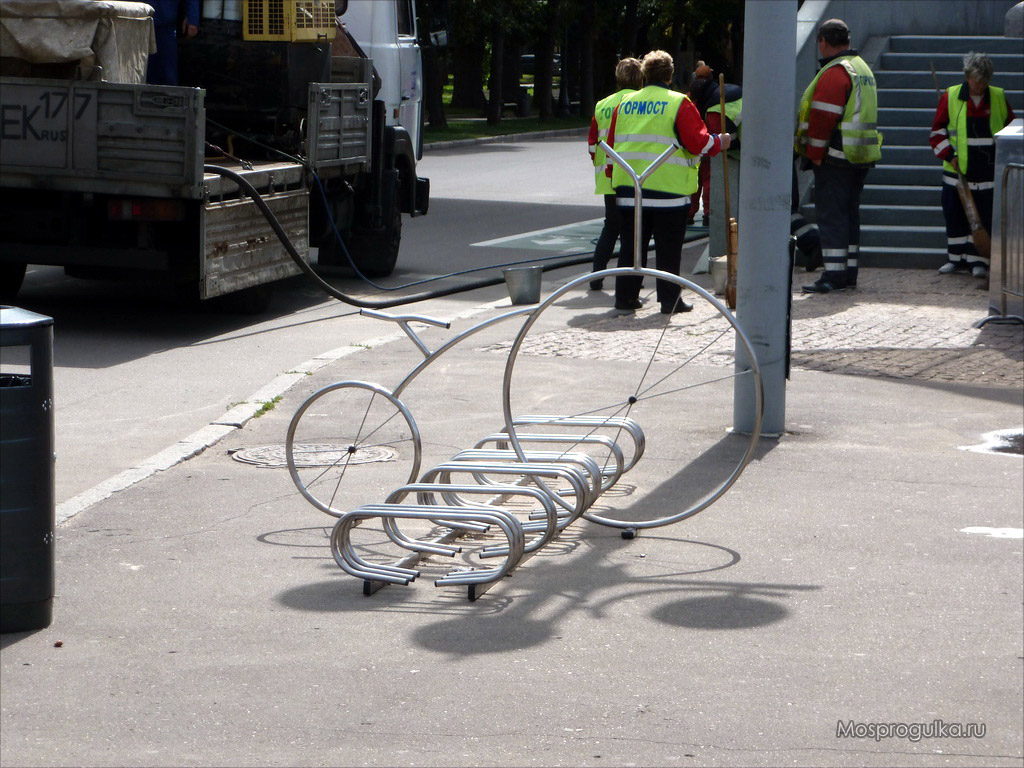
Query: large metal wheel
501,268,763,531
286,381,421,518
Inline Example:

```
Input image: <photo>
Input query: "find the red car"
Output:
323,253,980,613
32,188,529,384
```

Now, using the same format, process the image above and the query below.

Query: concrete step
876,106,941,127
859,245,948,269
877,125,934,145
874,102,1024,129
876,70,1024,90
879,144,942,164
888,35,1024,55
880,51,1024,74
860,224,946,250
861,204,945,227
878,88,945,109
800,203,943,228
878,87,1024,109
868,163,944,186
862,184,942,206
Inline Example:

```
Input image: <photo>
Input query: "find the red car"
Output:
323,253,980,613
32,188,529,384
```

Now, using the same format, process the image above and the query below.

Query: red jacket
802,55,853,165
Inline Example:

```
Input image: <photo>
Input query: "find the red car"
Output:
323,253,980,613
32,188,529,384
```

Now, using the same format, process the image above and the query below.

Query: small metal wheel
502,268,763,531
286,381,421,518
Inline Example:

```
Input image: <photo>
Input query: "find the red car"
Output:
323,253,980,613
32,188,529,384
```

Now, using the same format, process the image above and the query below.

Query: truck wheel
349,191,401,278
0,263,27,303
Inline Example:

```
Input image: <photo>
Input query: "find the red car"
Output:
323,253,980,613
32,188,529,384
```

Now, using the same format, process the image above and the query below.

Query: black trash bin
0,306,55,633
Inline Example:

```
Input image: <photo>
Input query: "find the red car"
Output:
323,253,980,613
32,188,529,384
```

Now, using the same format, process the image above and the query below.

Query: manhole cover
232,444,398,468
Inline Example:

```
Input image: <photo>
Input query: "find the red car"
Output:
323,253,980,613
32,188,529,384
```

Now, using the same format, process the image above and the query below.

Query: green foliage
423,116,588,144
420,0,745,125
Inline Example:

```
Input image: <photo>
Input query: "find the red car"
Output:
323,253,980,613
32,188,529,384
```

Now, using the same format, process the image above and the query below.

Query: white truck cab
339,0,423,158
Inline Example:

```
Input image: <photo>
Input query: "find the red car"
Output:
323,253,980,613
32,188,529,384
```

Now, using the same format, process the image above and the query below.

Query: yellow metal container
242,0,336,42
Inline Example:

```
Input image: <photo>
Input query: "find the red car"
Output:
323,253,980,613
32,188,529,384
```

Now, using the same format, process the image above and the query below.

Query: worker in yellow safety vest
794,18,881,294
587,57,643,291
606,50,731,315
929,52,1014,278
687,66,742,226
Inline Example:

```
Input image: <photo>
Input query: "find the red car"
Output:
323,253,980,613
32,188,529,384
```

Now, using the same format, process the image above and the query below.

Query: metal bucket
710,257,728,296
503,266,543,305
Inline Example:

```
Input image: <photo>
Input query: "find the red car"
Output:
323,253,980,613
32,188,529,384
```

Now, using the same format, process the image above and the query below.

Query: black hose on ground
203,165,593,310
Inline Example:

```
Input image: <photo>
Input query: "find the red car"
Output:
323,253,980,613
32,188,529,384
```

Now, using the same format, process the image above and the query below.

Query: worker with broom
930,52,1015,279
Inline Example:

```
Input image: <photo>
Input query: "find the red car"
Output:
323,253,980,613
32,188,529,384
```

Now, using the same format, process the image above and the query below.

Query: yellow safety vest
707,97,742,156
795,54,881,164
610,86,700,196
943,84,1008,175
706,97,742,137
592,89,635,195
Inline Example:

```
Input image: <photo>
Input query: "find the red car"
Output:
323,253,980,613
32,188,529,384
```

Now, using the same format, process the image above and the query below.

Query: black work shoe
802,279,845,294
589,280,604,291
661,299,694,314
613,298,643,315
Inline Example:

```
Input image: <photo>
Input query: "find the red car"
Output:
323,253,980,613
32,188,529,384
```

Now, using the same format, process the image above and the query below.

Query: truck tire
348,182,401,278
0,262,27,303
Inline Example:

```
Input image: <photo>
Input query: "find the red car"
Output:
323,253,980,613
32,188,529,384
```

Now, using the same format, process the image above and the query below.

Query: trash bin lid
0,306,54,329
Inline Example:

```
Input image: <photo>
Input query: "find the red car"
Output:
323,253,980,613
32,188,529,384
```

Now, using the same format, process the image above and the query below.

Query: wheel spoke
636,326,732,401
636,368,754,405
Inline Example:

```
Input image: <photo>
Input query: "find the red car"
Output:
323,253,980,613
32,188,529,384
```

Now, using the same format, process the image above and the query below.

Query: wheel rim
286,381,421,517
501,268,763,529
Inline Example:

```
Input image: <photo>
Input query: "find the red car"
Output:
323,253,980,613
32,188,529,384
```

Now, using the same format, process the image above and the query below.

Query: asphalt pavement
1,240,1022,767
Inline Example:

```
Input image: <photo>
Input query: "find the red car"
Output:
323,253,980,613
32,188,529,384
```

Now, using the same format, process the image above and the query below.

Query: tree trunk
486,21,505,125
535,28,555,120
422,43,447,128
622,0,641,57
450,39,486,111
502,38,522,99
578,0,595,118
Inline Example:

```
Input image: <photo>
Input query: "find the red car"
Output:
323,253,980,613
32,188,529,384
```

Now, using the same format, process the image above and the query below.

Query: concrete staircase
814,35,1024,268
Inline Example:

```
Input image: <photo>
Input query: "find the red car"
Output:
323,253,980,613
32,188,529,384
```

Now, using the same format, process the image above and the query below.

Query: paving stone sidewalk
789,269,1023,388
488,267,1023,390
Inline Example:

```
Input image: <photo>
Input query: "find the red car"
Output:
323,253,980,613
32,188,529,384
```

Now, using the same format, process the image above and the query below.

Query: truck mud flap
201,188,309,299
414,176,430,217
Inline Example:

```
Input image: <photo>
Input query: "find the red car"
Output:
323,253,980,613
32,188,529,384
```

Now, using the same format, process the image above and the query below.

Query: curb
423,126,587,152
54,296,516,527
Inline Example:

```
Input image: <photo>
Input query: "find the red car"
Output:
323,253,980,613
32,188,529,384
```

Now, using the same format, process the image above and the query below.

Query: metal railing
288,142,765,601
976,163,1024,327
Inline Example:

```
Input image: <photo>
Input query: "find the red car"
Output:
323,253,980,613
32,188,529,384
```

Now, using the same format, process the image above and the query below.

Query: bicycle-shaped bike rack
285,144,764,599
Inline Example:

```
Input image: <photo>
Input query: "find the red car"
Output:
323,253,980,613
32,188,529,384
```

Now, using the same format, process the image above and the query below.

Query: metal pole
732,0,796,436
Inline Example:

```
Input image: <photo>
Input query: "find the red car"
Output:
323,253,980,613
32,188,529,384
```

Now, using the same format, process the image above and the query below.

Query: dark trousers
614,202,689,312
592,194,621,275
813,163,869,285
147,24,179,85
941,181,993,266
791,163,821,262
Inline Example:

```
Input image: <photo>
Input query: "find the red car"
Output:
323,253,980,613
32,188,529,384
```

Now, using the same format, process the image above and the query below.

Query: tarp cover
0,1,156,83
